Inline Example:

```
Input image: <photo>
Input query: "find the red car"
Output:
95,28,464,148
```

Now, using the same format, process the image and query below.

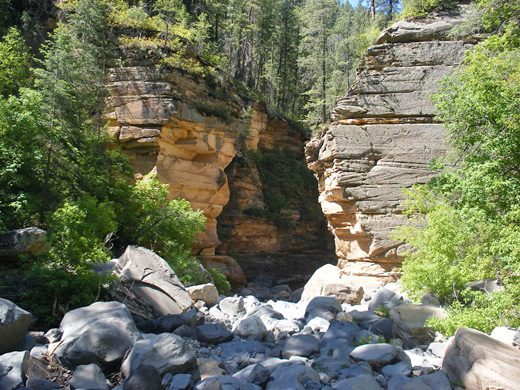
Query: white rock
69,363,108,390
234,315,267,338
490,326,517,346
0,351,29,390
187,284,219,306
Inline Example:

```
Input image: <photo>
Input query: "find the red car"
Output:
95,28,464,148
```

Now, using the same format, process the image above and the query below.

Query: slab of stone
69,363,108,390
442,327,520,390
121,333,197,377
0,227,50,257
302,264,364,304
187,284,219,306
195,323,233,345
53,301,141,371
0,298,33,354
304,296,343,322
283,334,320,358
389,304,446,347
0,351,29,390
350,344,399,366
111,246,191,319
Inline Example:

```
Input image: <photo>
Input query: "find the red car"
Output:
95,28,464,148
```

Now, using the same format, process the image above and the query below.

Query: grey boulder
0,227,50,258
283,334,320,358
234,315,267,338
350,344,400,366
0,351,29,390
110,246,192,319
69,363,108,390
266,365,320,390
332,374,382,390
304,296,343,322
0,298,33,354
121,332,197,377
123,364,162,390
53,301,141,371
195,323,233,345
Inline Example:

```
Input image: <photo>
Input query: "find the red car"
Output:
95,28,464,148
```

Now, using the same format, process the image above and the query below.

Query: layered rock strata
106,64,243,258
106,56,333,285
306,9,474,283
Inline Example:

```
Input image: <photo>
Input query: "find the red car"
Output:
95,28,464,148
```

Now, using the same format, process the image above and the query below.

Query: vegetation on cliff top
393,0,520,335
0,1,208,324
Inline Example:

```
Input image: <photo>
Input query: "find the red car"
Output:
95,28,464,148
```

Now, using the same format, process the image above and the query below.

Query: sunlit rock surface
306,8,474,283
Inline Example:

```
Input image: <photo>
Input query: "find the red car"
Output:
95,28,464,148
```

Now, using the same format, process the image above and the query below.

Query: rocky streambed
1,249,520,390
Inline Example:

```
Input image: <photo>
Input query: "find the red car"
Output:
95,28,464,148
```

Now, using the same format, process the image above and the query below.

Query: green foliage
427,280,520,336
208,267,231,296
0,89,49,230
119,173,206,257
246,146,324,230
401,0,457,19
395,0,520,336
19,195,116,324
0,28,32,97
392,189,501,302
0,0,208,324
22,263,104,325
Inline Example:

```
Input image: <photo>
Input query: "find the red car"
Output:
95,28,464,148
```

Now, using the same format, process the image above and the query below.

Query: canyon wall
306,8,474,284
105,55,333,287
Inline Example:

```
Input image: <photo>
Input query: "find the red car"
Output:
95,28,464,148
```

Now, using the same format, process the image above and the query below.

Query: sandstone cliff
105,51,333,287
305,8,474,284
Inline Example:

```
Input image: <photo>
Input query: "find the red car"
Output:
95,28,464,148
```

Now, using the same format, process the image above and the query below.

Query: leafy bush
394,0,520,336
21,196,116,324
246,146,324,230
208,267,231,296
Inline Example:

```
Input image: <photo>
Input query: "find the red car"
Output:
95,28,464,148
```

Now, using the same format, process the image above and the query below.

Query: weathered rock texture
305,8,473,283
106,51,333,285
443,327,520,390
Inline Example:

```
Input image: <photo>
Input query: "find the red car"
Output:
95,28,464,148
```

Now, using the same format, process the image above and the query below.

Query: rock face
106,53,333,286
442,327,520,390
0,298,33,354
110,246,192,319
0,227,50,259
305,8,474,283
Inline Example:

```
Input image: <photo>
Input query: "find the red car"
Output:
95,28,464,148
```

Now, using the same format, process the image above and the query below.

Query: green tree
394,0,520,335
299,0,339,126
0,28,32,97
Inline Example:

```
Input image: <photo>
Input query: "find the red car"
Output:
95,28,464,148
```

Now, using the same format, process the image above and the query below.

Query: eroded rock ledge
105,55,333,286
305,8,474,284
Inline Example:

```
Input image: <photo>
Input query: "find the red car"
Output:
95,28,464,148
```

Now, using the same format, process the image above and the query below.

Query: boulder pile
1,263,519,390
